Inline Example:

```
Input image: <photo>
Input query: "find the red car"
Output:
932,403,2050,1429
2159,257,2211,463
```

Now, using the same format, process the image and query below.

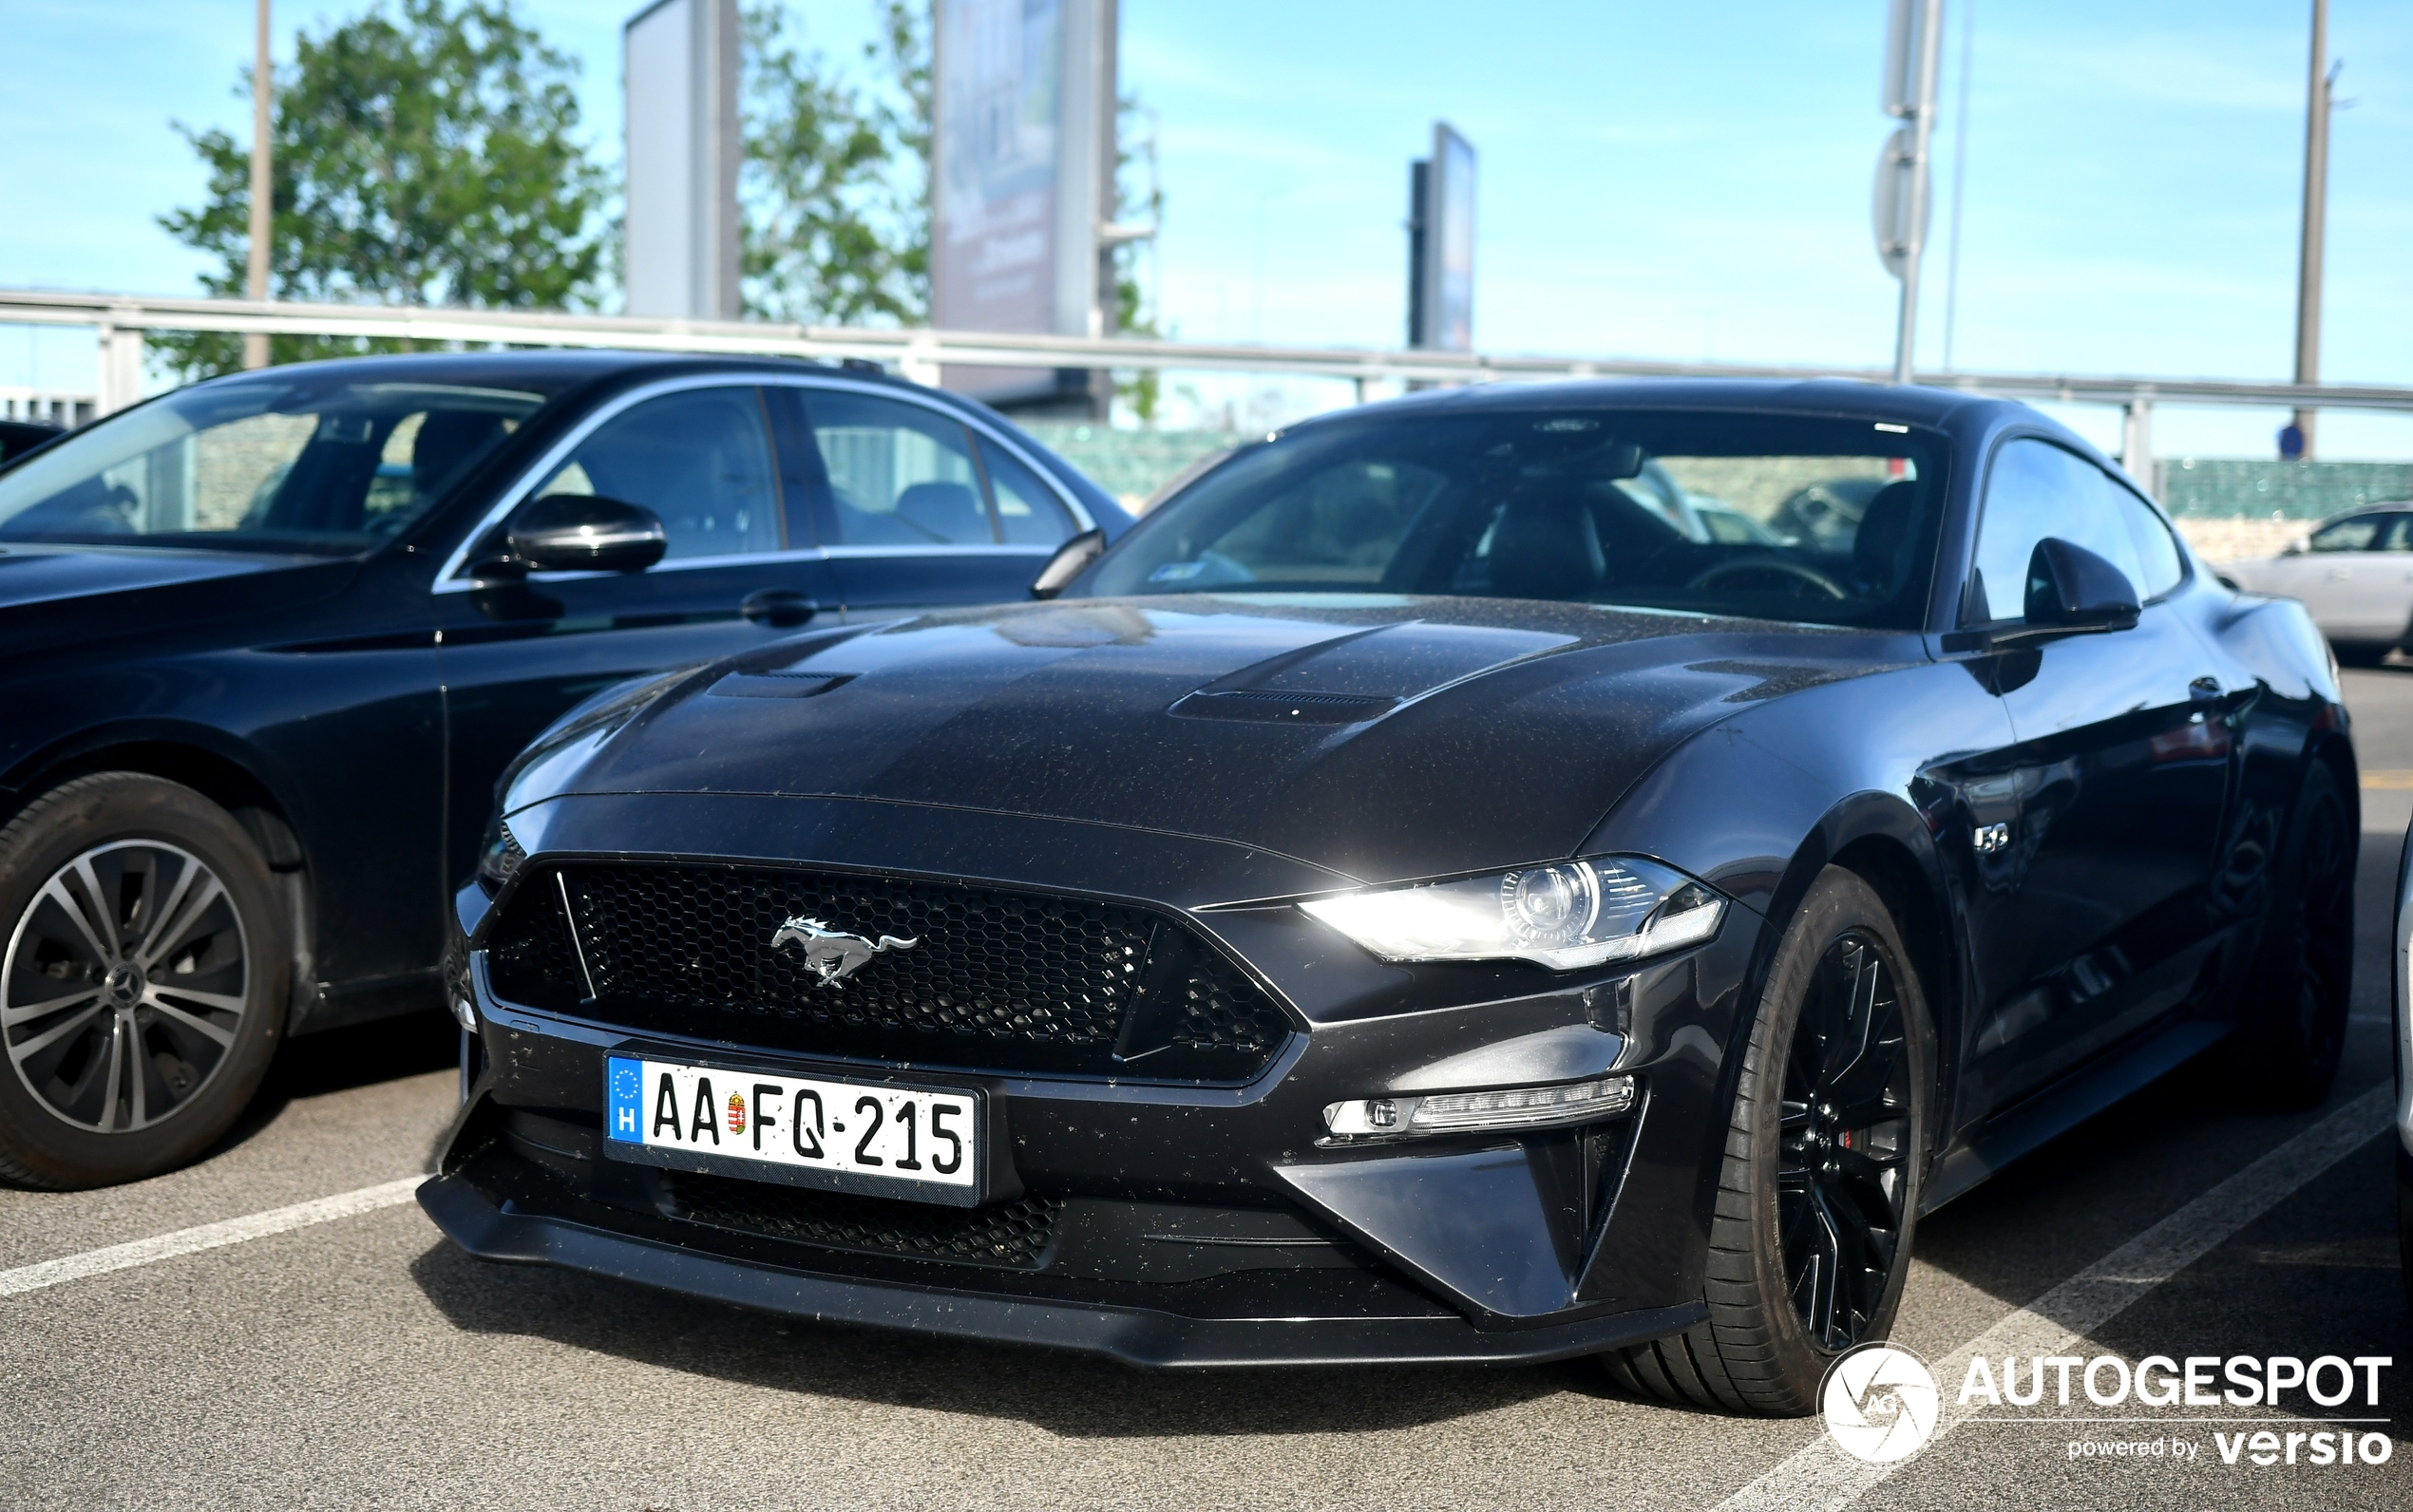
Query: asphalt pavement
6,672,2412,1511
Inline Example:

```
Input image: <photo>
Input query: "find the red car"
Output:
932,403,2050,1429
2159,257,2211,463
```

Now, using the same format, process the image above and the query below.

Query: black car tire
2223,760,2352,1110
1603,866,1930,1415
2398,1146,2413,1318
0,774,287,1189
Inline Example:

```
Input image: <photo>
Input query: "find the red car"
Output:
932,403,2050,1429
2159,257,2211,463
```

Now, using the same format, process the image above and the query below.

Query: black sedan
424,380,2352,1412
0,350,1127,1189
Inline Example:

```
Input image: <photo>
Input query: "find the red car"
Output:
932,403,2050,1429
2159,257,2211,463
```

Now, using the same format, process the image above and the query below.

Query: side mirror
2282,534,2308,556
502,494,668,575
2018,537,2140,638
1031,527,1106,599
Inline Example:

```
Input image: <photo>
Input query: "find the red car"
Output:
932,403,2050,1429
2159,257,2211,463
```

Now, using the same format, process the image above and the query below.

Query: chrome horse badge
770,916,919,987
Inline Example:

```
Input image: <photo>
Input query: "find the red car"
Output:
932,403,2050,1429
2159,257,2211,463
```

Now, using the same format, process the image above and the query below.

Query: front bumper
417,1168,1705,1367
430,792,1762,1366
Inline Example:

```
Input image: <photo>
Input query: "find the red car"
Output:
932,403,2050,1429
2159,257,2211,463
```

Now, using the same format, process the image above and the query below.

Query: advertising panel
931,0,1113,408
1427,122,1475,353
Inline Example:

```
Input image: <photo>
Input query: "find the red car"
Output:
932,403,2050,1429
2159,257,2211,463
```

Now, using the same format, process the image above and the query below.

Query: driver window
801,392,998,546
1970,439,2147,622
2307,516,2381,553
531,387,782,559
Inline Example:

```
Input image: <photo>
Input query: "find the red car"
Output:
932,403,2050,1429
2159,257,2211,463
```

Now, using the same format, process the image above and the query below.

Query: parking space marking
0,1176,424,1298
2361,770,2413,790
1718,1083,2394,1512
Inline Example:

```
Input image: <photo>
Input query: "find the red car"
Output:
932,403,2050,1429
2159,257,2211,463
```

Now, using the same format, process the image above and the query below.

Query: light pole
2290,0,2333,458
1874,0,1945,386
244,0,273,370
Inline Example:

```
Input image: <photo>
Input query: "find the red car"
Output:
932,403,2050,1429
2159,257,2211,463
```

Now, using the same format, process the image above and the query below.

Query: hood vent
709,670,856,699
1168,690,1399,726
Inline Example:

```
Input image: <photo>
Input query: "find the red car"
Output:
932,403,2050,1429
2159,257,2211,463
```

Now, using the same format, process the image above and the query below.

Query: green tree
1112,96,1166,423
158,0,607,378
738,3,925,324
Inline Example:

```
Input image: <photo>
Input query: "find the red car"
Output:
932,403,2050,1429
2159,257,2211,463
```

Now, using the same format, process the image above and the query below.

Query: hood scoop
1168,619,1580,727
1168,689,1399,725
709,670,857,699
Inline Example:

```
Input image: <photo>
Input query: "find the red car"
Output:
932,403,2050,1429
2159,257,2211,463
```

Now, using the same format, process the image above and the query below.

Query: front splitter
417,1173,1705,1369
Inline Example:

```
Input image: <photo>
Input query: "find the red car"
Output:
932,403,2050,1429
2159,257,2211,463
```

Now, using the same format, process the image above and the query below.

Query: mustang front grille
483,863,1294,1082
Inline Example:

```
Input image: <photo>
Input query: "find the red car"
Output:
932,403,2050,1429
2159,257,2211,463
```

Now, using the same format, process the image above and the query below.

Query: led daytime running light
1322,1075,1636,1140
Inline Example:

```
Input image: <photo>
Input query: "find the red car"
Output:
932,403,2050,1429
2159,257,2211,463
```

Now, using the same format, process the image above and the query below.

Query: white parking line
1719,1083,2394,1512
0,1176,424,1298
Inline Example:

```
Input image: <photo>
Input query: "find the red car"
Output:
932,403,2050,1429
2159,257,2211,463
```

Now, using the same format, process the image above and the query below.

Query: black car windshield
0,377,547,552
1083,408,1951,630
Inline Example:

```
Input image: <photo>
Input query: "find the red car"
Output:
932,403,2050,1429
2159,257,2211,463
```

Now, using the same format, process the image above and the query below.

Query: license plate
602,1054,979,1202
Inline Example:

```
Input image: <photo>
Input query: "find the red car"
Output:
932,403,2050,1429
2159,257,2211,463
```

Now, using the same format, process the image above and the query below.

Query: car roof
192,348,924,398
1297,376,1999,429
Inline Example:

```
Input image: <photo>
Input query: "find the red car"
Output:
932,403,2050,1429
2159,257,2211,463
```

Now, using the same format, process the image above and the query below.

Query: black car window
1969,438,2150,622
2307,516,2381,552
1083,410,1949,632
529,387,782,560
975,435,1076,545
802,391,997,546
0,380,542,551
2112,481,2186,599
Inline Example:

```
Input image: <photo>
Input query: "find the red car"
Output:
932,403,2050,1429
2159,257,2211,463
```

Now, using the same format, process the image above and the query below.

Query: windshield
0,377,546,552
1083,408,1951,631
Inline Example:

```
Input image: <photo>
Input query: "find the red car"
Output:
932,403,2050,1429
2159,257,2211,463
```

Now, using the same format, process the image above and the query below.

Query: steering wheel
1685,557,1850,600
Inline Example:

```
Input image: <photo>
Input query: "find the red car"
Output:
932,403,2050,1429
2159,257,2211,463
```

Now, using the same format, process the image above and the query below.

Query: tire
2225,759,2352,1110
0,773,288,1188
1603,866,1931,1415
2398,1146,2413,1319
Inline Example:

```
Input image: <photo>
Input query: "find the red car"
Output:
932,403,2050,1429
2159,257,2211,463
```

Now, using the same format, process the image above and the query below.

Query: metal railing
8,286,2413,481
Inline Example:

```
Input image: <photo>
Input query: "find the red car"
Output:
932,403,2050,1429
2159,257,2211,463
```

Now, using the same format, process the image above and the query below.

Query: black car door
781,386,1080,617
432,380,838,887
1956,436,2231,1112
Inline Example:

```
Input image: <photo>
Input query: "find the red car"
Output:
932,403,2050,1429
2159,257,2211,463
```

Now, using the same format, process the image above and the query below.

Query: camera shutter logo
1822,1344,1941,1463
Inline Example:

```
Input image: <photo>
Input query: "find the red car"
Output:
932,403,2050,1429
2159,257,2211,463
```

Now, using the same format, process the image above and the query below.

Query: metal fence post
95,320,146,415
2122,391,2156,492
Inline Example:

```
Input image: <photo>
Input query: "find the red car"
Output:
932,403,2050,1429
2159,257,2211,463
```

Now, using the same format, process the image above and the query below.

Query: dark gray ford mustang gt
422,379,2353,1415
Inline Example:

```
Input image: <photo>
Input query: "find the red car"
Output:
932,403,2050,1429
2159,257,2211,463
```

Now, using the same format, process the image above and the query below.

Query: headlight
1301,856,1725,970
475,816,525,894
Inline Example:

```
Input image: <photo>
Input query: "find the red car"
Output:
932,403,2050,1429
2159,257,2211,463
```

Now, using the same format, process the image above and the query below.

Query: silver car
2227,502,2413,664
2399,815,2413,1309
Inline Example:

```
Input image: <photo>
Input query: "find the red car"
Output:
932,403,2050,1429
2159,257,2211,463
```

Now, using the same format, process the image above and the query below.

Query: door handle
2188,676,2222,701
741,590,819,628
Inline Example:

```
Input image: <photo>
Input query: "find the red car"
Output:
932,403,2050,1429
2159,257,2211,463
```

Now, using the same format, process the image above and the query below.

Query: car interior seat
1486,488,1608,600
894,481,992,544
1851,479,1925,601
413,411,510,505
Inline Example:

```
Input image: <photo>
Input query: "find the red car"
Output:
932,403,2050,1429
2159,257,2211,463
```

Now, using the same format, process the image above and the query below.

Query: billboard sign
931,0,1115,408
624,0,742,320
1411,122,1475,353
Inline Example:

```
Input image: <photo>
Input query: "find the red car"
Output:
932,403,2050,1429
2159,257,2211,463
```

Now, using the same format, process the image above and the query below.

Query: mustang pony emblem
770,916,919,987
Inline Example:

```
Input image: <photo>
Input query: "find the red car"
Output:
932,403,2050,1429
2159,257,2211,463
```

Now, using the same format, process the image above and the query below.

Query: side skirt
1922,1018,2232,1216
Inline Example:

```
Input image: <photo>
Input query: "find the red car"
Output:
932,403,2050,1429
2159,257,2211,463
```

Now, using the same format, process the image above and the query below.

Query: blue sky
2,1,2407,456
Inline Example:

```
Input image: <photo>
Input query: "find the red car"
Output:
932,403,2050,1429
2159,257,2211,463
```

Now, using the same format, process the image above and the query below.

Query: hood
0,543,356,655
554,595,1914,885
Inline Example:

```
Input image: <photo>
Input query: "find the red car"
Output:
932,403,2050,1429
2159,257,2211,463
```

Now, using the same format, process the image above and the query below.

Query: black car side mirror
502,495,669,575
1031,527,1106,599
2006,537,2139,643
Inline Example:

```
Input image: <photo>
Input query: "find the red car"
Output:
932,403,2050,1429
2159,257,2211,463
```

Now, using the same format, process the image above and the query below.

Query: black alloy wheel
1776,930,1914,1352
0,774,286,1188
1603,865,1929,1415
2225,760,2352,1109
